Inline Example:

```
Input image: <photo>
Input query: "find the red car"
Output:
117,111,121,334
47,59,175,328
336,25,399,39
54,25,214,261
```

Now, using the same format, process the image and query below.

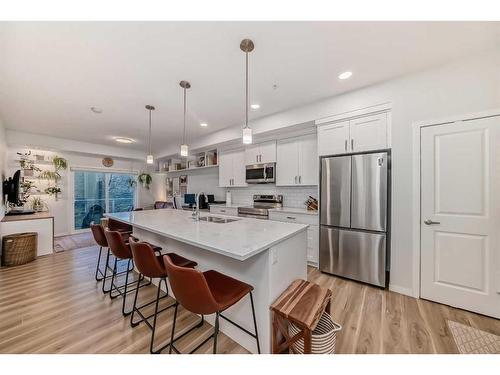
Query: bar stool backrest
90,223,108,247
163,255,219,314
129,239,166,278
104,229,132,260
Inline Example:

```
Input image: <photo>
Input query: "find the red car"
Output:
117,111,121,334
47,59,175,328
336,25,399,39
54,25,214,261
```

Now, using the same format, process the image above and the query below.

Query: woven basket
1,232,38,267
289,312,342,354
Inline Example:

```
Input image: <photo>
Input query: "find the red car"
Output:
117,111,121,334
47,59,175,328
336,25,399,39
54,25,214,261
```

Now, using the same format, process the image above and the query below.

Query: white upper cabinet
317,120,350,156
277,134,318,186
349,113,388,152
298,133,318,186
244,140,276,165
218,149,248,187
317,112,390,156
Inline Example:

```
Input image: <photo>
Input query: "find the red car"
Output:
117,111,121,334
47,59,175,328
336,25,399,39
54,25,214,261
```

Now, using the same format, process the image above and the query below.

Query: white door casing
420,116,500,318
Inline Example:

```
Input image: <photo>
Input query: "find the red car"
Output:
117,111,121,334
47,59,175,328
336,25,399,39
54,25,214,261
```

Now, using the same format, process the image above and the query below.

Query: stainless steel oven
245,163,276,184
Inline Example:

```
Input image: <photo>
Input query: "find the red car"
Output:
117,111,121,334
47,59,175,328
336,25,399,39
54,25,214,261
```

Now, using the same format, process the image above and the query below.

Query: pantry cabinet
245,140,276,165
276,133,318,186
218,149,247,187
317,112,389,156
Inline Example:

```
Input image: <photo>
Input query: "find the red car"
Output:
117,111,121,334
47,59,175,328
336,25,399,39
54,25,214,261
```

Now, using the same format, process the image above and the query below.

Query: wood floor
1,241,500,354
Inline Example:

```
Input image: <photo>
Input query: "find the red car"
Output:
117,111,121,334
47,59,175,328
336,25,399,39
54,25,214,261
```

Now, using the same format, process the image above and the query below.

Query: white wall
0,120,7,220
158,50,500,296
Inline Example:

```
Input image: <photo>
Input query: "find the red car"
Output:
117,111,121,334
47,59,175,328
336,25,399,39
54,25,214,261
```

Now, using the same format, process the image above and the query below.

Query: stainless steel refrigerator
319,151,390,287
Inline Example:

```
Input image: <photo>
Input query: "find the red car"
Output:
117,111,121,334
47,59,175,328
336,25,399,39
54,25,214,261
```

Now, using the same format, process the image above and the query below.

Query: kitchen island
106,209,308,354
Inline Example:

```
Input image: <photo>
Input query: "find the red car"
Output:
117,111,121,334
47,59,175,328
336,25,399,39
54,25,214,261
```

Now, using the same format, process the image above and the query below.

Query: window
73,171,136,230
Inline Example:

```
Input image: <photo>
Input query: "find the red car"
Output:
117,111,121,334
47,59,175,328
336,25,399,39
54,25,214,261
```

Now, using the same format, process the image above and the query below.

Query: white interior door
420,116,500,318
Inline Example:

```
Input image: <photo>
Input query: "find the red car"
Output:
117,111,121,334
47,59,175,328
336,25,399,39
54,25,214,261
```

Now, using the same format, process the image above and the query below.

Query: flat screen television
2,170,21,205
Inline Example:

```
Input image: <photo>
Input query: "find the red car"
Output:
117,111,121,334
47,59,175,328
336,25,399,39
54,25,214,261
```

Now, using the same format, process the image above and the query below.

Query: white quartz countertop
269,207,319,216
106,209,308,261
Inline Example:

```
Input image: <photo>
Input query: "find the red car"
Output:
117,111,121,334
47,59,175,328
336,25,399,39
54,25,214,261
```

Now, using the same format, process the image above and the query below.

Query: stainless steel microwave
245,163,276,184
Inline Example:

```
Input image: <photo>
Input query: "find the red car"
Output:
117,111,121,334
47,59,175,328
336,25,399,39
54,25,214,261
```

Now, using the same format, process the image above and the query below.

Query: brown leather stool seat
163,255,260,354
90,223,132,294
104,229,162,316
203,270,253,311
129,240,197,354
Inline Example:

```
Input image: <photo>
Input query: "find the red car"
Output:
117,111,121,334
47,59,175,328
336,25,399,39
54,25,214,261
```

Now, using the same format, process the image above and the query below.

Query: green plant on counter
138,173,152,189
30,196,46,212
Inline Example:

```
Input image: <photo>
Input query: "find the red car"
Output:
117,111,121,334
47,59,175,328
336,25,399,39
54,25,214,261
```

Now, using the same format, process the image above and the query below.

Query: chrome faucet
192,192,205,221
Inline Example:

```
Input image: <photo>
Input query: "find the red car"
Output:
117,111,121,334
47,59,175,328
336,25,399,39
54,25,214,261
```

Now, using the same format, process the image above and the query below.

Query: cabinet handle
220,209,226,213
345,139,347,151
286,216,296,220
299,175,301,184
256,155,258,163
294,176,297,184
351,139,354,150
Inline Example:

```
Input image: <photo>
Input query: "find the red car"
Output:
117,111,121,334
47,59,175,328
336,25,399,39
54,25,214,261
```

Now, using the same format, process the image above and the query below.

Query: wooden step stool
271,279,332,354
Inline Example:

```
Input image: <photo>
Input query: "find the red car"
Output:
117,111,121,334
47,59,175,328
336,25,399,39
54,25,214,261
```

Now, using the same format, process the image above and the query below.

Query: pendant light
145,105,155,164
240,39,254,145
179,80,191,157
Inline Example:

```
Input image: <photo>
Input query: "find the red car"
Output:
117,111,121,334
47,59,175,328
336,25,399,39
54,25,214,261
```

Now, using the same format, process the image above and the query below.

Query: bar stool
90,223,132,293
129,240,198,354
104,229,158,316
163,255,260,354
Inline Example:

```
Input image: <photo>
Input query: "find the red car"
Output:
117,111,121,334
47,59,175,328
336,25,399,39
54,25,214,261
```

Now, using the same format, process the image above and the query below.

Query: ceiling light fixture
90,106,103,114
250,104,260,110
240,38,254,145
200,122,208,127
114,137,135,144
145,105,155,165
179,80,191,157
338,71,353,80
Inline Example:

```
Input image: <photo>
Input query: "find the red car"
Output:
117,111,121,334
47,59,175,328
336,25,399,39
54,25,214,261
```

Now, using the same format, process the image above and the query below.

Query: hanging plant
52,156,68,171
138,173,152,189
45,186,62,200
128,177,137,188
38,170,62,182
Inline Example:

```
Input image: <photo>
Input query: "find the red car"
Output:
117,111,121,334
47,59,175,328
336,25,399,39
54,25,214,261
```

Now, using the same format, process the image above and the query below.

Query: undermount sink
199,216,239,224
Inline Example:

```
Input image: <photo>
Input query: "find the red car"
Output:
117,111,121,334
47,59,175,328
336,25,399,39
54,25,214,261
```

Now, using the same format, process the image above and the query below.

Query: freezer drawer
320,156,351,227
351,152,388,231
319,227,386,287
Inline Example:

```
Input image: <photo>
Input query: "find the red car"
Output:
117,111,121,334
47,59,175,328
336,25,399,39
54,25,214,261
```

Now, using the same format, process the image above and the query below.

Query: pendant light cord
148,108,152,155
245,51,249,128
182,87,187,144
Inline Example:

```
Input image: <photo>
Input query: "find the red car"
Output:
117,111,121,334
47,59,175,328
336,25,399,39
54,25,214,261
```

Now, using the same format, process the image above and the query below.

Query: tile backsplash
227,185,318,208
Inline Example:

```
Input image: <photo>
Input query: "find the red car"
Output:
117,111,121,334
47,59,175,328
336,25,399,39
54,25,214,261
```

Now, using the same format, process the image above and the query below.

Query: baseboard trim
389,284,417,298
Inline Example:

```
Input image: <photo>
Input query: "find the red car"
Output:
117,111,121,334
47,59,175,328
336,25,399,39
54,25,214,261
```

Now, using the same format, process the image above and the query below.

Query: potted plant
38,170,62,182
138,173,152,189
45,186,62,200
30,196,46,212
52,155,68,171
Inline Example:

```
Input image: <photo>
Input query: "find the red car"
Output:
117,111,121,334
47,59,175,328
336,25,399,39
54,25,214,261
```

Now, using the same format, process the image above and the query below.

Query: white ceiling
1,22,499,155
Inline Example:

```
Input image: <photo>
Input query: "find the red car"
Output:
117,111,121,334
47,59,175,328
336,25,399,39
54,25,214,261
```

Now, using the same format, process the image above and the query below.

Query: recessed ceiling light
200,122,208,127
250,104,260,110
338,71,353,80
90,106,103,114
114,137,135,144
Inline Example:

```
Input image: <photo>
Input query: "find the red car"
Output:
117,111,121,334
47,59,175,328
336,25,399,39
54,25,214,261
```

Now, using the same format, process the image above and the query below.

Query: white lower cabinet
268,210,319,266
209,206,239,216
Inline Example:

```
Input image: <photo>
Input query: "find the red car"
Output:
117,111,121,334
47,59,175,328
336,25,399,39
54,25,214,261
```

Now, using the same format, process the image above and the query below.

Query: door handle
424,219,441,225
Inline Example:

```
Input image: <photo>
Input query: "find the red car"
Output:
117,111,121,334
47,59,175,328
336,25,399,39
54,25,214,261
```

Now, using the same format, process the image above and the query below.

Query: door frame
411,108,500,299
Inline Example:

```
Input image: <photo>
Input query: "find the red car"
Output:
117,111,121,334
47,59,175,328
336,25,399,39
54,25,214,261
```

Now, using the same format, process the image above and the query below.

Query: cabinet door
349,113,387,152
218,152,232,187
317,120,350,156
298,133,318,185
244,145,260,165
231,149,248,187
276,138,299,186
259,141,277,163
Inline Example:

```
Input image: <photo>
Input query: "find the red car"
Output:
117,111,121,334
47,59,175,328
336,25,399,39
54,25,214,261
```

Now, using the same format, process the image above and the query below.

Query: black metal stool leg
130,274,142,327
150,278,164,354
250,292,261,354
95,246,103,281
121,259,132,316
213,312,220,354
169,302,179,354
109,260,119,299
